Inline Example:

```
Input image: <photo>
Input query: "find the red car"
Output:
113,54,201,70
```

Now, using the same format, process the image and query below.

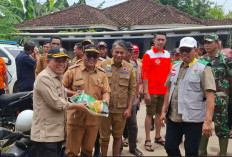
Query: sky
38,0,232,14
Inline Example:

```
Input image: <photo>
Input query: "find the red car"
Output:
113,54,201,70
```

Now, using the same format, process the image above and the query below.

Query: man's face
73,46,83,58
99,46,108,58
47,57,67,75
179,47,196,65
217,41,223,50
204,41,218,53
111,45,126,64
124,49,132,62
43,43,51,54
153,34,167,50
131,50,139,61
83,52,99,69
174,53,181,61
51,39,62,47
196,48,203,57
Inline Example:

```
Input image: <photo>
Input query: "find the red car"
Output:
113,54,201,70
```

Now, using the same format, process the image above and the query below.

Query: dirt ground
107,101,232,156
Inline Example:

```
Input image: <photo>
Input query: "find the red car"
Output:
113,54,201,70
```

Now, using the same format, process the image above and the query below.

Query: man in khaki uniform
100,40,137,156
98,41,110,61
35,41,51,76
72,43,83,64
63,45,110,157
35,36,62,76
31,47,87,157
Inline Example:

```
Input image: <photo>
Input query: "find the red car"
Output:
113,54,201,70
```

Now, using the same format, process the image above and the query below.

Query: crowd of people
0,32,232,157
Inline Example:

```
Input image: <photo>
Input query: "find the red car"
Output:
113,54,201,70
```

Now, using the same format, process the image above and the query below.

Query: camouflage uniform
200,50,232,137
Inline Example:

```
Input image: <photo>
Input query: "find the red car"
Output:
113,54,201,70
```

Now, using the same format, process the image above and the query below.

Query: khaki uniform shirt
35,53,48,75
63,62,110,126
101,58,137,113
31,67,71,142
165,63,216,122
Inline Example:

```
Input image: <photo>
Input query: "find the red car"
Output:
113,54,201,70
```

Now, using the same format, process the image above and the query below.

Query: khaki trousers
66,124,98,156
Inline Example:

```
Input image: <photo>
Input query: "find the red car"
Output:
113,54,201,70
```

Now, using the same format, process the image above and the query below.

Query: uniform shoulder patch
96,66,106,72
75,59,83,65
174,61,183,64
68,64,79,70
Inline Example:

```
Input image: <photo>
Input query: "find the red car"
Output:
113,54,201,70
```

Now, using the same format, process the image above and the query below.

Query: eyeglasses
85,52,99,59
179,47,193,53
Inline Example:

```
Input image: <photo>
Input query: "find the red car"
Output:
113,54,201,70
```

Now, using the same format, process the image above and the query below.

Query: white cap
179,37,197,48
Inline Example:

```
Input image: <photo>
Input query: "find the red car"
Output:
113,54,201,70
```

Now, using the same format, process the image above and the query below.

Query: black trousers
165,118,203,156
35,141,62,157
122,105,138,152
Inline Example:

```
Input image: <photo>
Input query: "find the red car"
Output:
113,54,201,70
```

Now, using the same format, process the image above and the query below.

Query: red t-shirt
142,47,171,94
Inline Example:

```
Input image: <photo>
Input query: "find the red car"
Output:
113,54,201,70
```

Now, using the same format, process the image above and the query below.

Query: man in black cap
63,45,110,157
31,47,87,157
82,39,94,49
98,41,110,61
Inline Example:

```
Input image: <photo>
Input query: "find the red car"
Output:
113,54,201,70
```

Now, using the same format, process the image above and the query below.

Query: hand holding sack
70,91,109,117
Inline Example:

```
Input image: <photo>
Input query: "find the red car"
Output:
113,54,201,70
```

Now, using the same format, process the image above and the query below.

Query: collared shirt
165,59,216,122
152,46,165,53
142,46,171,94
35,53,48,75
16,51,37,91
101,58,136,113
31,67,71,142
63,62,110,126
71,56,82,65
0,57,7,89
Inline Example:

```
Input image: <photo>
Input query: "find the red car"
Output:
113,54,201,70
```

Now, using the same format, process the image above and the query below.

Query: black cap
84,45,100,54
82,39,94,47
125,42,133,50
47,47,70,59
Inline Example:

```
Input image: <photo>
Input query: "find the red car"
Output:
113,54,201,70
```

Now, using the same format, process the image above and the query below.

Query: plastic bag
70,92,109,117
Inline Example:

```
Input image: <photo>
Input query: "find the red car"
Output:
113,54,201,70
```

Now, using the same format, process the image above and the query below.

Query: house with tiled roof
15,0,232,52
15,4,119,33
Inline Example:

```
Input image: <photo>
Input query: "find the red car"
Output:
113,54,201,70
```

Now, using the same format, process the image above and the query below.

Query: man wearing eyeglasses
160,37,216,156
198,35,232,156
62,45,110,157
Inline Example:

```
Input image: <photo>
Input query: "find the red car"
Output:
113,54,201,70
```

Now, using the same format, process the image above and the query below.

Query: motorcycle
0,127,35,157
0,91,33,129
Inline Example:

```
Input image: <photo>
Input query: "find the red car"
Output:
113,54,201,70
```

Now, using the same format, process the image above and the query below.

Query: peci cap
203,34,218,42
132,44,139,52
98,41,107,48
179,37,197,48
47,47,70,59
84,44,100,54
125,42,133,50
82,39,94,47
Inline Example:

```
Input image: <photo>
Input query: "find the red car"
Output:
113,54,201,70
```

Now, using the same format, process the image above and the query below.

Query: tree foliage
0,0,70,40
154,0,231,19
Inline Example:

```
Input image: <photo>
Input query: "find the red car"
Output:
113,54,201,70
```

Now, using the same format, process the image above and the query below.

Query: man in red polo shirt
142,32,171,152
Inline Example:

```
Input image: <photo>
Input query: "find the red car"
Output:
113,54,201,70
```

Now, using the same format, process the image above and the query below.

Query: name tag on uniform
76,78,83,81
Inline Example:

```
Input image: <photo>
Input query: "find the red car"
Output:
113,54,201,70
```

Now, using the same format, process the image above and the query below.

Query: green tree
0,0,70,40
154,0,214,19
207,6,225,19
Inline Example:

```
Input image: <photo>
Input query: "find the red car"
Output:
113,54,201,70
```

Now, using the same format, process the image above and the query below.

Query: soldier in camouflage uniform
198,34,232,156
